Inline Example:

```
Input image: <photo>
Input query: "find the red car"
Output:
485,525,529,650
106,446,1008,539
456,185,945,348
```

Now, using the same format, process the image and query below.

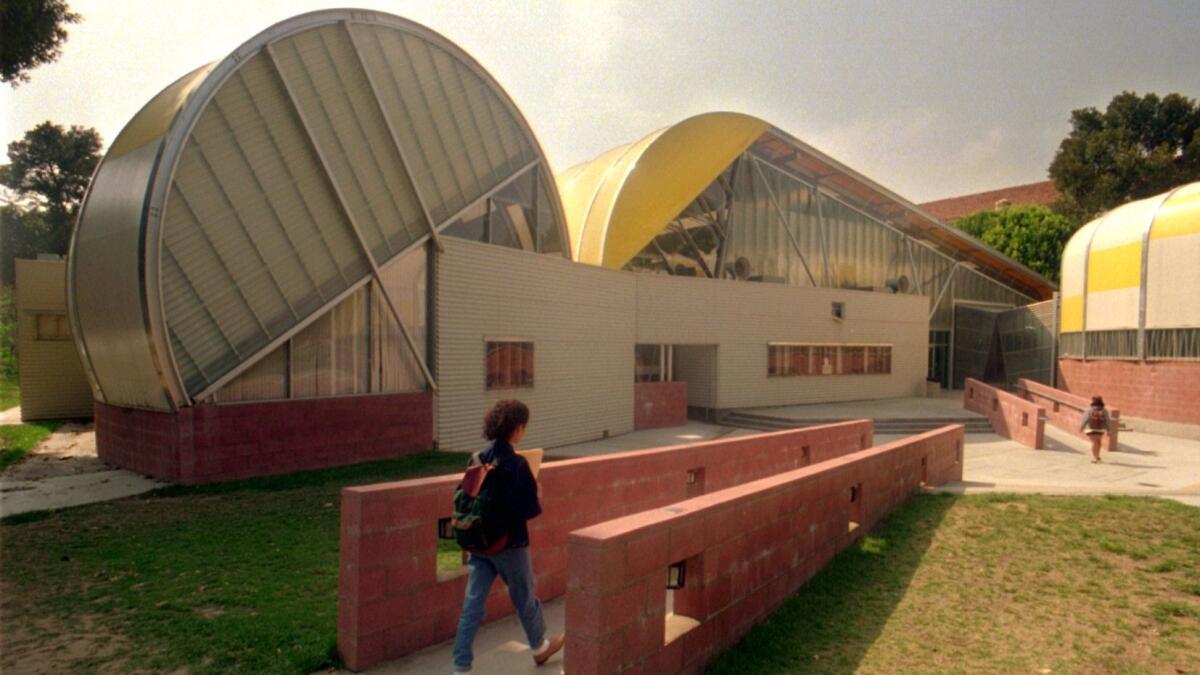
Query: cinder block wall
564,425,965,674
963,378,1044,449
95,391,432,484
1057,358,1200,427
337,421,874,671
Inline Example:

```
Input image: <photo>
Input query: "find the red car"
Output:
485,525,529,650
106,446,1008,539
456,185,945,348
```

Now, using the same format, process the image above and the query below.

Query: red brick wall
634,382,688,430
564,425,965,674
1019,377,1120,451
337,420,874,671
95,392,433,484
963,378,1044,449
1057,359,1200,426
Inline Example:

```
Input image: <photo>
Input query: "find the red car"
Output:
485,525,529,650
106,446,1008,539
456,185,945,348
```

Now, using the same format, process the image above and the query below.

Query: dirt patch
3,423,105,480
0,579,133,674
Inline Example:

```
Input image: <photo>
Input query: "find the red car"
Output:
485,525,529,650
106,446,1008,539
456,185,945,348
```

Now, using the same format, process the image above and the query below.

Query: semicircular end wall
1146,181,1200,329
1058,218,1097,334
69,64,215,410
71,10,566,409
560,112,769,268
1084,196,1158,331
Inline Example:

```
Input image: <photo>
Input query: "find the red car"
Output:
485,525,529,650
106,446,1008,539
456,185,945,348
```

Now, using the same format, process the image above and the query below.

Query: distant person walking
1080,395,1112,463
452,400,564,674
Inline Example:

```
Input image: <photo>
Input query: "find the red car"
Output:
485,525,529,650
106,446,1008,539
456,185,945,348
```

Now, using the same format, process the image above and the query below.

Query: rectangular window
635,344,672,382
867,346,893,374
768,343,892,376
840,346,866,374
35,313,71,341
487,341,534,390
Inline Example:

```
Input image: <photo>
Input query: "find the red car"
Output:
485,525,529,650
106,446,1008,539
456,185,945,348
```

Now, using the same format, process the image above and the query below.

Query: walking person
452,400,564,674
1079,395,1112,463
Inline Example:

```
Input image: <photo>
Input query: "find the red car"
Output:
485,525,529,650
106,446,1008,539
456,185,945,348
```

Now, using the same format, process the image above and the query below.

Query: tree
1,121,102,284
956,205,1075,283
1,0,81,86
1049,92,1200,223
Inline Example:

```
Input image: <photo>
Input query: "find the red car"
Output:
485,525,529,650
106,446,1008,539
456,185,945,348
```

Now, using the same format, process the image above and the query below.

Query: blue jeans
452,546,546,671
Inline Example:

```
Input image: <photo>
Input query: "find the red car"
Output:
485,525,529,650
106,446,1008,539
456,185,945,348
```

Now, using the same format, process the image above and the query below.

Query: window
867,346,892,374
767,344,811,377
486,341,534,390
635,344,673,382
831,302,845,320
840,346,866,374
35,314,71,341
768,343,892,376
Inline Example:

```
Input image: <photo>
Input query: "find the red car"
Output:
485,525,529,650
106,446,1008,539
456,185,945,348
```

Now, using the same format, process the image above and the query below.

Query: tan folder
516,448,543,479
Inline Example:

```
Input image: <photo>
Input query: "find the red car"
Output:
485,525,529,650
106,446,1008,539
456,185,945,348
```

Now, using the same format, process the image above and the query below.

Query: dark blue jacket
477,440,541,548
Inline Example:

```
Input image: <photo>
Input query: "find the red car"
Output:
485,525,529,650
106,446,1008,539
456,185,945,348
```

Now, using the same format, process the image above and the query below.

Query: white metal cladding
435,238,635,453
15,260,94,420
69,9,567,410
633,274,928,409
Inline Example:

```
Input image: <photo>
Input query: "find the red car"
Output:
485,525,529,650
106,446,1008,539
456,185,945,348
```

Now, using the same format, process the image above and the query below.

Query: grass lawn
4,463,1197,675
0,373,19,412
709,493,1200,674
0,451,468,675
0,420,59,471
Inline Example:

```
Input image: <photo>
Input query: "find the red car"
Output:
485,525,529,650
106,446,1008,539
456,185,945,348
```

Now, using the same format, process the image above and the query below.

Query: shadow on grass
707,493,958,674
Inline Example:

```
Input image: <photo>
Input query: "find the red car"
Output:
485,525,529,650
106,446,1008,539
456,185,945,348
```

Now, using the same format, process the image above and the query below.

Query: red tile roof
919,180,1060,222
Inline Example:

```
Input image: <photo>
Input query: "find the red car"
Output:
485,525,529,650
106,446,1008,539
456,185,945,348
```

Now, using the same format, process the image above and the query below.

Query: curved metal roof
558,112,1056,299
69,9,568,410
1060,181,1200,334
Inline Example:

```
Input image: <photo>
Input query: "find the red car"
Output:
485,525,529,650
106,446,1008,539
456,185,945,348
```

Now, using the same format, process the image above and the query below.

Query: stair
718,410,995,435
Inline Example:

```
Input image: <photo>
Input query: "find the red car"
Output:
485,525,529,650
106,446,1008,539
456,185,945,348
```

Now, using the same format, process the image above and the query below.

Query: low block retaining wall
1017,378,1119,451
337,420,874,671
963,378,1045,449
95,392,433,484
634,381,689,430
1057,358,1200,428
564,425,965,674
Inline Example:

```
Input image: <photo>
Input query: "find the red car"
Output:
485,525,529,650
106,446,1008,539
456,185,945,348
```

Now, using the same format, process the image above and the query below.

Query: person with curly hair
1079,395,1113,464
452,400,564,674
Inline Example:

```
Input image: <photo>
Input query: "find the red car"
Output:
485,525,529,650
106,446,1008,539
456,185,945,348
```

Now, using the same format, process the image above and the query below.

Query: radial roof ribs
68,10,568,411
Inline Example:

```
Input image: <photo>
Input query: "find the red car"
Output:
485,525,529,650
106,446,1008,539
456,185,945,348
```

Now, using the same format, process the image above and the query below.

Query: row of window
768,343,892,377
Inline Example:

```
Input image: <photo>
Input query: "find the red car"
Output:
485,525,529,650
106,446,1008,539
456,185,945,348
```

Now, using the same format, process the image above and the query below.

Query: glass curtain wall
621,135,1033,332
211,245,428,403
442,164,564,256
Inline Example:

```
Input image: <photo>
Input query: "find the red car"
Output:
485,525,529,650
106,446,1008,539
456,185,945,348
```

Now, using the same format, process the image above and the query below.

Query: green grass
0,373,18,412
0,420,59,471
708,494,1200,674
0,451,467,674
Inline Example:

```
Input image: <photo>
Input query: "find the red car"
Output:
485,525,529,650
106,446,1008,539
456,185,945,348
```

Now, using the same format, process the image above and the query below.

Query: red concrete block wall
963,378,1045,449
634,381,689,430
1018,377,1119,451
337,420,875,671
564,425,965,675
95,391,433,484
1057,358,1200,427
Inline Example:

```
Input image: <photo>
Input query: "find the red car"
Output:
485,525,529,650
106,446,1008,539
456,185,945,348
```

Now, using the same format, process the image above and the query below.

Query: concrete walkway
928,424,1200,506
544,420,753,458
0,406,21,425
735,393,974,421
0,423,162,517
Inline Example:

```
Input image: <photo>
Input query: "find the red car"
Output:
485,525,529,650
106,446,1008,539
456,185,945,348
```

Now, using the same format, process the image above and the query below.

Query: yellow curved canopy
1060,181,1200,333
557,112,769,268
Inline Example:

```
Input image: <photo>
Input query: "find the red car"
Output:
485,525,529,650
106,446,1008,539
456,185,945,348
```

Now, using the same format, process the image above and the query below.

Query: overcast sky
2,0,1198,202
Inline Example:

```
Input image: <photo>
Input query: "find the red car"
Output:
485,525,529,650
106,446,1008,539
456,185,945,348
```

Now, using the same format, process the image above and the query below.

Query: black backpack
451,453,509,555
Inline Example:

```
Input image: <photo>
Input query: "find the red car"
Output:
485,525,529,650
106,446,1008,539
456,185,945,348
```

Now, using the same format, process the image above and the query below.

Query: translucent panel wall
628,142,1033,330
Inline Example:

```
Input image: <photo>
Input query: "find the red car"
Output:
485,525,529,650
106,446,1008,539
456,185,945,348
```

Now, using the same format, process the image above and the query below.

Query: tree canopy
1,121,102,284
955,205,1075,283
1049,91,1200,223
1,0,80,86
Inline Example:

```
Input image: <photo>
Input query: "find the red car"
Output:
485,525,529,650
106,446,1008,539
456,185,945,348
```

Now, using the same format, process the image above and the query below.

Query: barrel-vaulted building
69,10,1054,483
1058,182,1200,436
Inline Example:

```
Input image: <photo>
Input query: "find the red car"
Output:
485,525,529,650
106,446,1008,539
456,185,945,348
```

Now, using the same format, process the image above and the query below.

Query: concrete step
719,412,994,435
